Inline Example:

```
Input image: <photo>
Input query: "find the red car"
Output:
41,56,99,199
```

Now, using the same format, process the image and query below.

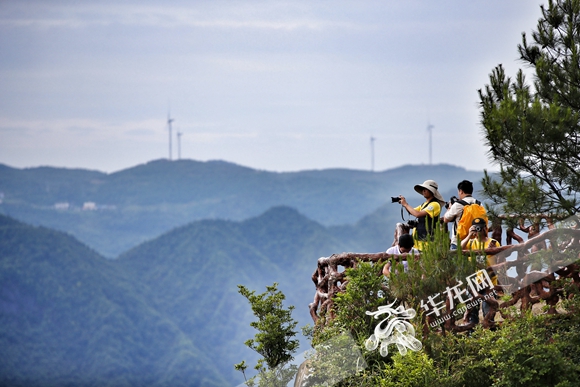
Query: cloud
0,0,541,174
0,2,364,31
0,117,161,143
0,117,263,146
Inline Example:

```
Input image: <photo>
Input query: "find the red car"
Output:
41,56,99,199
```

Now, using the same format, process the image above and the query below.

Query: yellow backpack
456,199,488,241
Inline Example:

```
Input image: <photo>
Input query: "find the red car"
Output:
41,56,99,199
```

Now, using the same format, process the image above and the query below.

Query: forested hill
116,205,360,384
0,206,374,386
0,214,227,387
0,159,484,257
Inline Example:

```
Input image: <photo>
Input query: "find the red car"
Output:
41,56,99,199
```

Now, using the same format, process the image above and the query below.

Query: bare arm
382,262,391,277
400,196,428,218
443,202,461,223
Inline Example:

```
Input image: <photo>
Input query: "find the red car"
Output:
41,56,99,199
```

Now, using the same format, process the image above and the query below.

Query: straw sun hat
414,180,445,203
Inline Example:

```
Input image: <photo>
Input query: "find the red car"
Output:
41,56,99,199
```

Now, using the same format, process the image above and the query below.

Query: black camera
473,224,484,232
445,196,459,209
391,196,401,203
406,220,418,228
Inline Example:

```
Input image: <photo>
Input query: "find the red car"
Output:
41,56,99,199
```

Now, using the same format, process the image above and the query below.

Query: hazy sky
0,1,544,173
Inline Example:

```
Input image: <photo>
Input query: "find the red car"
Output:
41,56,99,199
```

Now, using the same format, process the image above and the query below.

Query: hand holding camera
468,225,483,239
400,196,408,206
391,195,408,205
391,195,407,206
445,195,459,210
391,195,415,228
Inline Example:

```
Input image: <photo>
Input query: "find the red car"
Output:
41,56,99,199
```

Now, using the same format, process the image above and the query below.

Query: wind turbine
427,123,434,165
167,112,174,160
370,136,376,172
177,131,183,160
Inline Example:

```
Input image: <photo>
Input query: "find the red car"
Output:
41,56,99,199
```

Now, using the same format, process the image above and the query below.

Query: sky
0,0,545,173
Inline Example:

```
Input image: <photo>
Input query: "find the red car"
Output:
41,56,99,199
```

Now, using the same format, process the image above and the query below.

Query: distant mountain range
0,160,488,385
0,159,485,257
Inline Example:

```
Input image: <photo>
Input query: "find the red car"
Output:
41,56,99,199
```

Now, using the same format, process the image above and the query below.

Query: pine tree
478,0,580,217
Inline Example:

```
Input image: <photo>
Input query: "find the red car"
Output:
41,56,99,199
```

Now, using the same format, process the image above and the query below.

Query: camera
473,224,484,232
406,220,418,229
391,196,401,203
445,195,459,209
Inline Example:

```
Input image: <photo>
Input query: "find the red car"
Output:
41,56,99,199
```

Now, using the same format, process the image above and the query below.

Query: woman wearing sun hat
398,180,445,251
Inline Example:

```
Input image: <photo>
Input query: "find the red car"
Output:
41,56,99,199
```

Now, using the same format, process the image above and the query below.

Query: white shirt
386,245,420,271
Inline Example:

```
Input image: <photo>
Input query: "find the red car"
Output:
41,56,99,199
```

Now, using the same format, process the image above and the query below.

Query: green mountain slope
0,215,226,387
116,206,359,384
0,200,415,386
0,160,484,257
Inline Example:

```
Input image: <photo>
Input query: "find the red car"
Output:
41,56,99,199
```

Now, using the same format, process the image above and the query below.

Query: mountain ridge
0,158,477,176
0,159,485,257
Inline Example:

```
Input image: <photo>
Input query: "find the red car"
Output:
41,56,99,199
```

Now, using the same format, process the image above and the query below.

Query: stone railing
309,216,580,333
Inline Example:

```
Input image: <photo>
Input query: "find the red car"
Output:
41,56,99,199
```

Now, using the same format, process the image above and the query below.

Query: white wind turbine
167,112,174,160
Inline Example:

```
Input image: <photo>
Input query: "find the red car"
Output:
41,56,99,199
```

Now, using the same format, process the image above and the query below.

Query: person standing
399,180,445,251
443,180,478,250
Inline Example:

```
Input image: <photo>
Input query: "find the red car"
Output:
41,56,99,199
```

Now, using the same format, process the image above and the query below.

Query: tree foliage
236,283,299,386
479,0,580,217
425,301,580,387
312,264,580,386
328,261,393,344
388,227,477,312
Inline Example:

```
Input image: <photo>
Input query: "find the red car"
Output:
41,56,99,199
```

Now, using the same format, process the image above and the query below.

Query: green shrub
310,241,580,387
379,351,438,387
235,283,299,387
